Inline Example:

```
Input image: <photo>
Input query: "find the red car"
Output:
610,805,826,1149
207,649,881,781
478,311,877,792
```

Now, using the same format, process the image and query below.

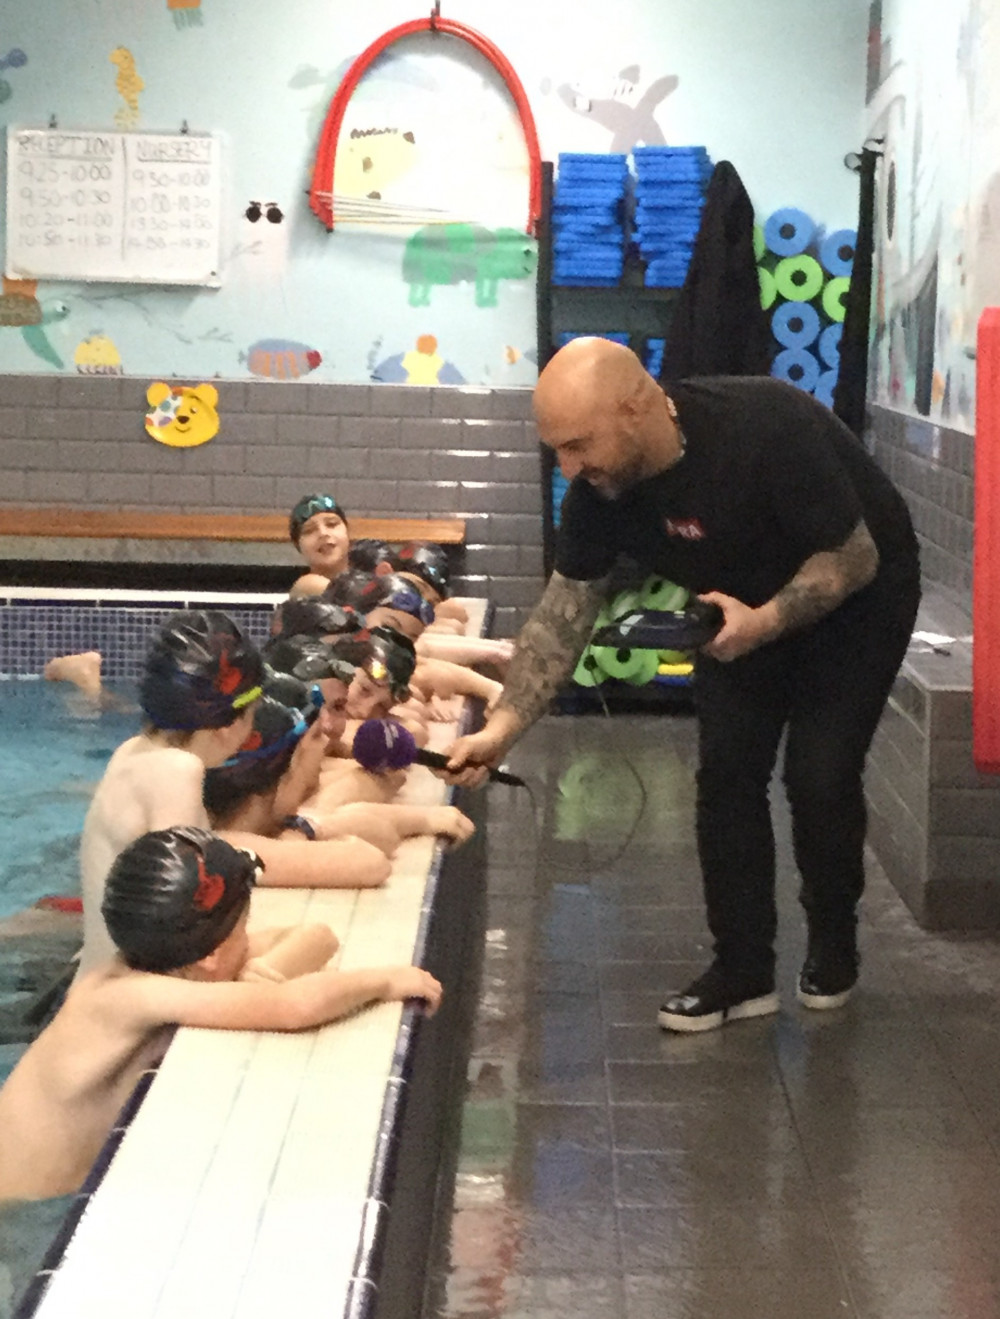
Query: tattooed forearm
496,571,609,730
771,521,879,636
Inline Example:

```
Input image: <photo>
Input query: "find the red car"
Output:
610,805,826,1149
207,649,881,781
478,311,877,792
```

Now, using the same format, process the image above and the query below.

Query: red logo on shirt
664,517,706,541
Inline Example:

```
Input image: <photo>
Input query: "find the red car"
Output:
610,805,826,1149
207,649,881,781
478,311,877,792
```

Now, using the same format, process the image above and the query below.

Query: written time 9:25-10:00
16,158,213,254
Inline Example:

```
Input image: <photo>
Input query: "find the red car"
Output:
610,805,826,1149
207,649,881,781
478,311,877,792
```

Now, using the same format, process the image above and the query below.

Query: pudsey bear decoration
145,381,220,447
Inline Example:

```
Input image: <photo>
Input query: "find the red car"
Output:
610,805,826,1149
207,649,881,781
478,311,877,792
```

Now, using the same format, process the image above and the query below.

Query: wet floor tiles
428,714,1000,1319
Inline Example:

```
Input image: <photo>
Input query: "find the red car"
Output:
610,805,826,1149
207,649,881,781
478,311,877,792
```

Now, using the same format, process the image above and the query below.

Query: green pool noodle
639,576,689,610
753,222,766,262
773,254,825,302
591,644,653,682
624,650,661,685
573,649,603,687
608,588,642,619
822,276,851,323
758,266,777,310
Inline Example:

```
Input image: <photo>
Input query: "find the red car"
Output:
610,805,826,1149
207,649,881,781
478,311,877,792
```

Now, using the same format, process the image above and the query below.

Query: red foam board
973,307,1000,773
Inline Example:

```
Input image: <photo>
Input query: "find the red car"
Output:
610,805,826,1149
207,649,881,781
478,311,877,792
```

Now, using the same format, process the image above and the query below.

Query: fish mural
503,345,538,366
372,335,464,385
403,223,537,308
0,47,27,106
74,333,123,376
110,47,143,130
145,381,220,448
0,279,69,368
241,339,322,379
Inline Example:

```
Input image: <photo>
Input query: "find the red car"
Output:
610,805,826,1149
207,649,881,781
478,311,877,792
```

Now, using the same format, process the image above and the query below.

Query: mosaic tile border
0,602,277,680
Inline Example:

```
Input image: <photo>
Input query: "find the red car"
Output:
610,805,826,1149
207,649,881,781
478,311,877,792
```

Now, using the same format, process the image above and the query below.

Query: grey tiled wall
0,376,545,636
864,591,1000,930
868,403,975,615
865,408,995,928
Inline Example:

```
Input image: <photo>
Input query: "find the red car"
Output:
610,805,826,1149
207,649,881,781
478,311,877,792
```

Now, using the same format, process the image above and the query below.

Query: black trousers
692,575,920,982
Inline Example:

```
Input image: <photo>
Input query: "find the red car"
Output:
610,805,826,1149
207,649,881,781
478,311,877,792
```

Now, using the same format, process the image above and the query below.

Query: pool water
0,681,139,921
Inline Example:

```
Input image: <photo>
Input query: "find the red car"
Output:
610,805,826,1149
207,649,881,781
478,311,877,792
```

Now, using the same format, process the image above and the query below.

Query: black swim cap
274,597,359,641
355,572,436,626
322,569,379,609
264,635,357,686
203,695,313,815
102,826,261,973
139,611,264,732
348,538,394,572
264,669,324,715
330,624,416,700
391,542,450,597
289,493,347,545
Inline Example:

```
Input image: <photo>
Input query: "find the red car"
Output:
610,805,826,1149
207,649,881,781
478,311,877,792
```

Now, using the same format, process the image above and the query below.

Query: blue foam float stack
552,153,630,287
644,337,666,378
757,207,856,409
633,146,713,288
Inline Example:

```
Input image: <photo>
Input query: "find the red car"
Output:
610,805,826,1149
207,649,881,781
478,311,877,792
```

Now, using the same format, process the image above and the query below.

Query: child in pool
266,630,428,807
77,610,265,976
286,495,511,661
0,827,441,1203
331,574,504,715
203,680,474,885
287,493,351,599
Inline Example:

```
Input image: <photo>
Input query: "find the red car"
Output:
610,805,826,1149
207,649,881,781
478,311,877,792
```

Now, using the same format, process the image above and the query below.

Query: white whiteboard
4,128,223,286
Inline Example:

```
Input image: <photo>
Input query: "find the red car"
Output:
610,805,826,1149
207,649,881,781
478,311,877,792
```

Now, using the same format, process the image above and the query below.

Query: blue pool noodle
819,323,843,368
771,347,821,393
771,301,821,350
820,229,857,277
764,207,817,257
813,368,839,408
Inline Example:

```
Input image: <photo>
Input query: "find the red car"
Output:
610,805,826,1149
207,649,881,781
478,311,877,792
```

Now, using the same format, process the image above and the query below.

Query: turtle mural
0,278,70,368
402,223,536,308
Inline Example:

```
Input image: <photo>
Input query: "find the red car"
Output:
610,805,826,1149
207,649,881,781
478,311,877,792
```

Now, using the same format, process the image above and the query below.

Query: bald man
450,338,920,1032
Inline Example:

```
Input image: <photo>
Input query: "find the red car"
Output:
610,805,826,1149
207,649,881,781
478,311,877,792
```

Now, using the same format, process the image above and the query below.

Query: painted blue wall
0,0,869,384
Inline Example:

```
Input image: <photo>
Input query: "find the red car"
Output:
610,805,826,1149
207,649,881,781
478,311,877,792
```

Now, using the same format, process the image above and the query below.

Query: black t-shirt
554,376,918,607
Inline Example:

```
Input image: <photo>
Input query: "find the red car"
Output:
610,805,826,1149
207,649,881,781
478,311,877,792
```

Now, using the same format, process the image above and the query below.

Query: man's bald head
532,338,679,497
534,337,655,433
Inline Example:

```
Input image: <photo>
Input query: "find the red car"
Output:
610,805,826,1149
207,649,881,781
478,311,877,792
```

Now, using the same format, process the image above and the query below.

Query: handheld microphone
352,718,526,787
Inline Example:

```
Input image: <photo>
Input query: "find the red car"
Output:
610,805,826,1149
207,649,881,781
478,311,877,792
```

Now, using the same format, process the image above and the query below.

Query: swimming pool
0,682,139,922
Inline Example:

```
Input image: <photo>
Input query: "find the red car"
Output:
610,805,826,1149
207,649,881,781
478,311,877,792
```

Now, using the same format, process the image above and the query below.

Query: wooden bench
0,508,466,545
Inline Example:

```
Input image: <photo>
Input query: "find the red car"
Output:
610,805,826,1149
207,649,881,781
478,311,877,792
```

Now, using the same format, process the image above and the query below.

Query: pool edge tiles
22,597,491,1319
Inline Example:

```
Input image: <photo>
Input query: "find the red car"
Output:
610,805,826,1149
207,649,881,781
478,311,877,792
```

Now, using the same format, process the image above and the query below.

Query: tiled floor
429,711,1000,1319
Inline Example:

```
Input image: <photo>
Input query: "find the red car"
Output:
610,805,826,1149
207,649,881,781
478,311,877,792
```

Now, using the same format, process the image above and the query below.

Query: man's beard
587,451,647,500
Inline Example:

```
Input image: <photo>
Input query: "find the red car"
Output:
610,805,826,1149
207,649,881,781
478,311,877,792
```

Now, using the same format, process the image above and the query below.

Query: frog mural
402,223,536,308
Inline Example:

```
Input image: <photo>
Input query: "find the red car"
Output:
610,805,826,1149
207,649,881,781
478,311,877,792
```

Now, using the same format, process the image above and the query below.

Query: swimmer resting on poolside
204,680,474,888
76,610,266,977
0,828,441,1203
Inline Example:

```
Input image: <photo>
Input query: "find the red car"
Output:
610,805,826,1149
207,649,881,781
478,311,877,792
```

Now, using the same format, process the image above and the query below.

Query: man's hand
698,592,776,662
445,708,522,788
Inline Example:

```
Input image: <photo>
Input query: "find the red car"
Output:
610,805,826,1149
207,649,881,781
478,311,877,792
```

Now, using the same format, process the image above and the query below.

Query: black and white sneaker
658,963,779,1034
796,948,858,1010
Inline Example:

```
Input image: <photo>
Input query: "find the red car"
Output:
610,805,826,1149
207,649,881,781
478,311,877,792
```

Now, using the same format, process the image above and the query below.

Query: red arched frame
309,16,542,235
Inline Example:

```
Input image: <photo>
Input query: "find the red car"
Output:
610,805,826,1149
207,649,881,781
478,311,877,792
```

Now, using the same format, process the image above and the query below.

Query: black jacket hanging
659,159,773,383
833,145,880,437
